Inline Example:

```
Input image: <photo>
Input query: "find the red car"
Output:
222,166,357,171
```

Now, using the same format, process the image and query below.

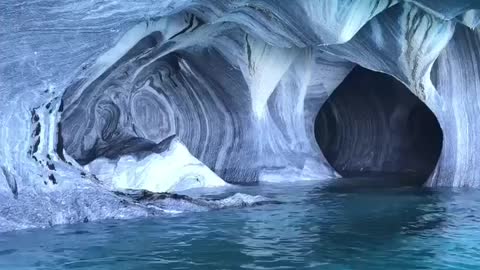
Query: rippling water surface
1,178,480,270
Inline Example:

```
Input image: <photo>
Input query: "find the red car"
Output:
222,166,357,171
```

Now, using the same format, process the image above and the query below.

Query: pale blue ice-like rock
85,138,229,193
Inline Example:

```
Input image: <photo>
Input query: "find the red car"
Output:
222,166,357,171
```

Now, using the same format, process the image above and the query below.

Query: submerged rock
115,189,281,213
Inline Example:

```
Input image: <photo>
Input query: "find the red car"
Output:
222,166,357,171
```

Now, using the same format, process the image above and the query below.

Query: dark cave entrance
315,66,443,186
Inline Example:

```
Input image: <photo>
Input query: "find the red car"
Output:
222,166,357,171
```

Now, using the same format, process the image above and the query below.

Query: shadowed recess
315,66,443,185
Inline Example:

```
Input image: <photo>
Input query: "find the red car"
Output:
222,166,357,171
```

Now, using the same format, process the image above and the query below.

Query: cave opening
315,66,443,186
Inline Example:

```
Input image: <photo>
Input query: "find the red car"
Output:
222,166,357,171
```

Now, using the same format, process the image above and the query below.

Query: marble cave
1,0,480,233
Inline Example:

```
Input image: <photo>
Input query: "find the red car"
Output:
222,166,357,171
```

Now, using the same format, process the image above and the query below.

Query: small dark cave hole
315,66,443,187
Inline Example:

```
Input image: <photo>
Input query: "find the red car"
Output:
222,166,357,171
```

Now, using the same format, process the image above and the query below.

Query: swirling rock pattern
60,13,352,183
0,0,479,230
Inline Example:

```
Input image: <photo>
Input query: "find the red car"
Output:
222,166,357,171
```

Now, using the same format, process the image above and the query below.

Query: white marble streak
242,35,298,119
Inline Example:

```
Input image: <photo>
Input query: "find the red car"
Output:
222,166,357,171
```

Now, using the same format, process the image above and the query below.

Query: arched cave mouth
315,66,443,186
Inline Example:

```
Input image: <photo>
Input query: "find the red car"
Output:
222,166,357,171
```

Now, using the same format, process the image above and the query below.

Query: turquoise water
1,179,480,269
